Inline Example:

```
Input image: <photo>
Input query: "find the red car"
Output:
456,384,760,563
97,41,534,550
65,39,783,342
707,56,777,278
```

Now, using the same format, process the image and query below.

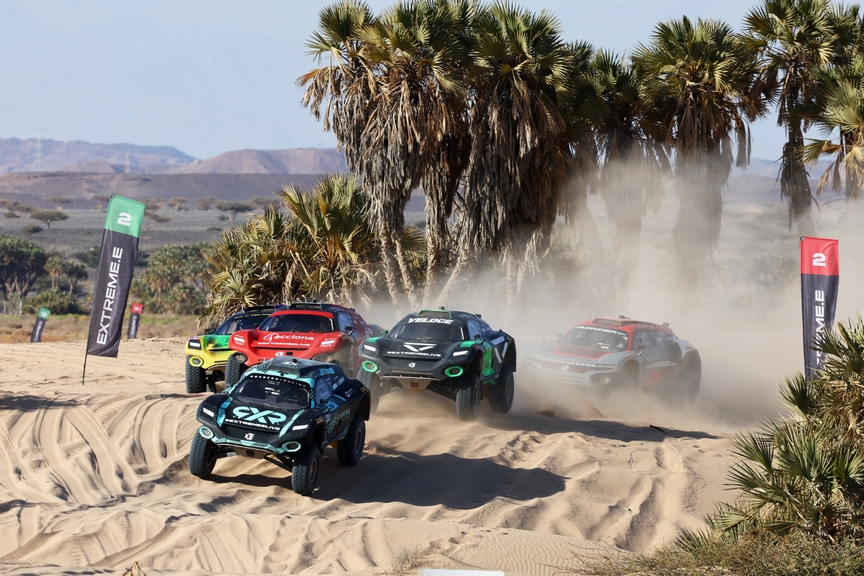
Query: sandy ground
0,337,740,576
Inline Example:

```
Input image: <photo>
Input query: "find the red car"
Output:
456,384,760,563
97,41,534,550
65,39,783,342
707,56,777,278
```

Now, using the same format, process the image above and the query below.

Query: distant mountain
172,148,347,174
0,138,195,173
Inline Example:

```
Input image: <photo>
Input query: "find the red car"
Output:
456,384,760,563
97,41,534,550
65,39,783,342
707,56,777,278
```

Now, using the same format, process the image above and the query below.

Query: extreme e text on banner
86,196,145,358
800,236,839,378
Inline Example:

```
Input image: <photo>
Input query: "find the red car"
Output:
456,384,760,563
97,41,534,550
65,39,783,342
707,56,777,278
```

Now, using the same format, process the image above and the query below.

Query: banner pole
81,350,89,386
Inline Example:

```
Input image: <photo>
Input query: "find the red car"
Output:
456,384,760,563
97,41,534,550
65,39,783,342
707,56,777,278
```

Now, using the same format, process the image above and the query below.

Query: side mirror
344,325,354,333
473,333,481,339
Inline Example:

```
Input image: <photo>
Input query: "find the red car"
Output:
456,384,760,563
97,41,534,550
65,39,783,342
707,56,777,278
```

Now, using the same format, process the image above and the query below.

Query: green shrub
25,288,84,315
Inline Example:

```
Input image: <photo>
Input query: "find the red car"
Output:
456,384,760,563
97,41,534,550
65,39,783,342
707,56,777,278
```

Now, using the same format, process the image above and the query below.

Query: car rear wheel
189,433,215,479
676,353,701,401
291,444,321,496
225,353,248,387
456,372,482,422
336,416,365,466
488,365,515,414
185,358,206,394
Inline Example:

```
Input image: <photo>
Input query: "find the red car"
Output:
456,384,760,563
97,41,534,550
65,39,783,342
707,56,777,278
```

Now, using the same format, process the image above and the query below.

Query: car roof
247,356,343,384
580,316,672,334
406,309,483,323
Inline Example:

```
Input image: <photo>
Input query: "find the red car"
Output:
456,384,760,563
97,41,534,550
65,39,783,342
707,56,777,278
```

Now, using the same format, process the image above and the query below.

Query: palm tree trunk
782,121,815,234
376,223,404,308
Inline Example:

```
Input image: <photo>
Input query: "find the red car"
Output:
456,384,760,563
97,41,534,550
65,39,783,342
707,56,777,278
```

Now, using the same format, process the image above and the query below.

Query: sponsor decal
231,406,287,425
385,350,442,358
403,343,436,352
327,408,352,433
576,325,628,337
408,318,454,324
645,360,676,369
262,333,315,342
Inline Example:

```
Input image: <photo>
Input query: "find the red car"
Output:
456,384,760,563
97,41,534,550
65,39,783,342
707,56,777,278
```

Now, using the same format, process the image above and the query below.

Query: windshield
258,313,334,333
233,373,310,410
214,311,273,335
562,326,629,351
389,318,465,342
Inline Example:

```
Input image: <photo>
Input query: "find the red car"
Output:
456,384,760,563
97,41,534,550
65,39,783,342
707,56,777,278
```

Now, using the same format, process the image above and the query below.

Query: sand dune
0,338,742,575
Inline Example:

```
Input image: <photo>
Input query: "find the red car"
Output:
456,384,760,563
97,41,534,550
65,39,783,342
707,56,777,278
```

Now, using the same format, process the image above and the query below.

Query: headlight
187,339,201,349
320,339,338,348
363,344,377,352
201,407,214,417
452,350,469,356
233,335,246,345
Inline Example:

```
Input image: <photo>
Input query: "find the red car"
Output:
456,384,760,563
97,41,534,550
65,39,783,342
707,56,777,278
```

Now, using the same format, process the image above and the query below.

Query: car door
634,329,665,387
335,312,358,370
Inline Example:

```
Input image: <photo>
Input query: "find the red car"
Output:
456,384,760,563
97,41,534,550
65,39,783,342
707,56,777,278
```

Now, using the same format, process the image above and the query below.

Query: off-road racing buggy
189,355,372,495
522,316,701,399
357,309,516,421
184,305,286,394
224,303,381,387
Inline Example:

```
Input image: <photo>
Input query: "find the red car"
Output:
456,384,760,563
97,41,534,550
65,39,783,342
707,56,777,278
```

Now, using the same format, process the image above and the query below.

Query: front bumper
185,349,231,371
359,354,469,391
522,353,617,388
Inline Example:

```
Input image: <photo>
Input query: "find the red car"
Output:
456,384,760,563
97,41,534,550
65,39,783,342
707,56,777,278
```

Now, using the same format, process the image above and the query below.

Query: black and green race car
357,309,516,421
184,305,286,393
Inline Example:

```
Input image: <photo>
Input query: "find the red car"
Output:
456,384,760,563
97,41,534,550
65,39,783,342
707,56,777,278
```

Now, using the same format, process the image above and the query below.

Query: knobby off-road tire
336,416,365,466
225,353,247,387
676,352,701,401
291,444,321,496
185,358,207,394
189,433,215,479
356,369,379,414
488,365,515,414
456,372,482,422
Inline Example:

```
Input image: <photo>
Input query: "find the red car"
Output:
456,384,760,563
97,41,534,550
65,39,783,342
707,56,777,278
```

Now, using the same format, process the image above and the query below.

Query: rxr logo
232,406,287,425
404,343,436,352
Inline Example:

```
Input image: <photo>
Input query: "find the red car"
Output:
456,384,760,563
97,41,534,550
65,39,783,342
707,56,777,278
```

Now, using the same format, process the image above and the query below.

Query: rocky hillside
0,138,194,173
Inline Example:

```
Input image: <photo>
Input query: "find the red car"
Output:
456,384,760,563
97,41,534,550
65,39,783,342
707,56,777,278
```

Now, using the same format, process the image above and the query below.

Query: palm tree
360,0,477,303
635,17,765,279
589,49,668,292
201,174,423,326
452,2,576,300
802,64,864,201
744,0,837,234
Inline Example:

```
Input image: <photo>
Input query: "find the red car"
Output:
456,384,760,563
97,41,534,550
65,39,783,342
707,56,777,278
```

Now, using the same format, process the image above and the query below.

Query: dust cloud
360,168,864,436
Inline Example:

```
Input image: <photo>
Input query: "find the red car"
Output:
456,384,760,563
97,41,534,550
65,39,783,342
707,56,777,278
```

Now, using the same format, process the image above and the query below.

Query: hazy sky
1,0,788,160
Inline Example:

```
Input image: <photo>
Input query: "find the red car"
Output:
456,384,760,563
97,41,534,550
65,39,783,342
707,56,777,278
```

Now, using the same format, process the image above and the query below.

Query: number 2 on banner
813,253,826,267
117,212,132,226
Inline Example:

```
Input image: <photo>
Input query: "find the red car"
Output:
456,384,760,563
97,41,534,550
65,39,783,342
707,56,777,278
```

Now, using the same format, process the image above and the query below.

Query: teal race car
357,309,516,421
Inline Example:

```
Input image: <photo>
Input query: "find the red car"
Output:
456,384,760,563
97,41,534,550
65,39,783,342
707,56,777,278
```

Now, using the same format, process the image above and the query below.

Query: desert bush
25,288,84,315
22,224,42,236
0,235,48,301
3,211,19,219
690,316,864,543
30,210,68,228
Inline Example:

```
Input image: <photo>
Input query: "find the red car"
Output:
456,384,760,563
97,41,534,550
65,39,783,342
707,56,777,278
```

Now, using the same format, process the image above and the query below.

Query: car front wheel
456,372,482,422
488,365,515,414
291,444,321,496
225,353,248,387
336,416,365,466
185,358,206,394
189,433,215,479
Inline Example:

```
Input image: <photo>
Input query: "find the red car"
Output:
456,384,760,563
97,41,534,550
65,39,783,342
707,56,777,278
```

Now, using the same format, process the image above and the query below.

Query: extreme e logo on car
404,343,436,352
230,406,287,425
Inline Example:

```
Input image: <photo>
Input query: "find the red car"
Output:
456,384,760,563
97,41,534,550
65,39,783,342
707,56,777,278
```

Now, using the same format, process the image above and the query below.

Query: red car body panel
228,306,372,373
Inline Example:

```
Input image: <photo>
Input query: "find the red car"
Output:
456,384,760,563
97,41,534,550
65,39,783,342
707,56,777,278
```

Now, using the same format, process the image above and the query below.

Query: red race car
224,302,381,385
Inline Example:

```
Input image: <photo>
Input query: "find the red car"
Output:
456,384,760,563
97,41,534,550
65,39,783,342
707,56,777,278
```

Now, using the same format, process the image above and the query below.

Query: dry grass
564,533,864,576
378,546,430,576
0,314,198,343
